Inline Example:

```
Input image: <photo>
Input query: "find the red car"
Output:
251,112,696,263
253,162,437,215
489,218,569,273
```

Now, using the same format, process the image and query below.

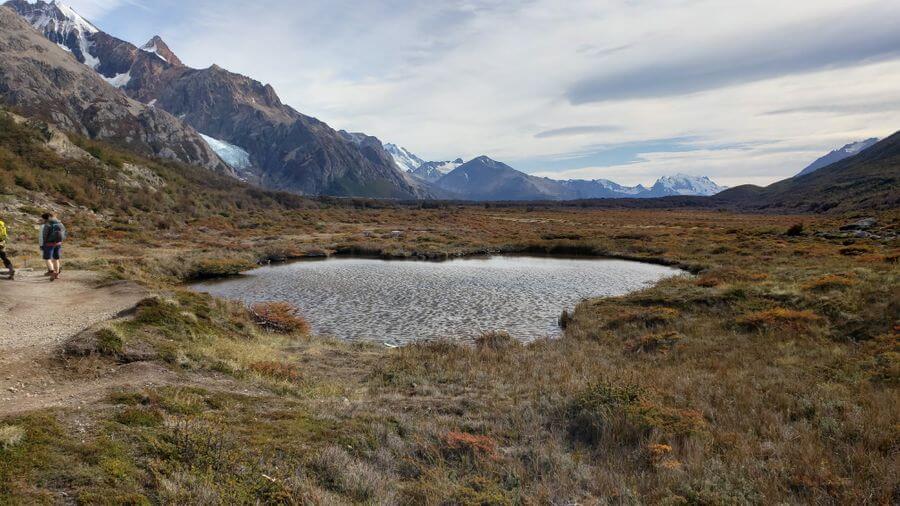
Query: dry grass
250,302,311,334
1,202,897,504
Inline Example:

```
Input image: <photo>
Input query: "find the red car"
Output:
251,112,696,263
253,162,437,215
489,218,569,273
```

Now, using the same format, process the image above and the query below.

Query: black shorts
42,245,61,260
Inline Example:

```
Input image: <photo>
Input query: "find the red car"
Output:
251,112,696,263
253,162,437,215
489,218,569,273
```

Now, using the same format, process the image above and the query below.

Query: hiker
39,213,66,281
0,217,14,280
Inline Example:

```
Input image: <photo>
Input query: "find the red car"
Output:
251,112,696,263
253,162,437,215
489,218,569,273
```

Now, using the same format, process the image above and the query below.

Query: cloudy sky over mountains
65,0,900,186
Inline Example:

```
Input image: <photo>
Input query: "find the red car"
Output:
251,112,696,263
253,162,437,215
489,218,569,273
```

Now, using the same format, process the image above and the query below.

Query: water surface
192,256,680,343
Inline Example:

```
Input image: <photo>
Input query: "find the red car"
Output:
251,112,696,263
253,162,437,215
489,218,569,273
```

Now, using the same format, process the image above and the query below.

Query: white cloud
73,0,900,186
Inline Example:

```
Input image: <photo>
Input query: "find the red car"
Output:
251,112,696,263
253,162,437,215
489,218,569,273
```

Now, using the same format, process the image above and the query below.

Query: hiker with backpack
39,213,66,281
0,217,14,280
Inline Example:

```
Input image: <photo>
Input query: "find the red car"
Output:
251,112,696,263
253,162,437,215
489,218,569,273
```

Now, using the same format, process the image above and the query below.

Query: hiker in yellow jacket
0,218,15,280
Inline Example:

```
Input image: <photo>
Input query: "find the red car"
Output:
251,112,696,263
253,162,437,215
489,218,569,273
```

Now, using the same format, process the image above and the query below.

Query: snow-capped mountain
643,174,727,197
6,0,426,199
7,0,99,67
384,143,425,173
796,138,880,177
410,159,465,183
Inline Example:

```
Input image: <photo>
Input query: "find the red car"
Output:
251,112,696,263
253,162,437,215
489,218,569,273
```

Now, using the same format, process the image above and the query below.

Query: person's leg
50,246,61,280
43,246,54,273
0,246,13,279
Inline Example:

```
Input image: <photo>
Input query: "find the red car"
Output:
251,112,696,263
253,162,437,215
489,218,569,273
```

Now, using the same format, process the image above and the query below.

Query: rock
840,218,877,231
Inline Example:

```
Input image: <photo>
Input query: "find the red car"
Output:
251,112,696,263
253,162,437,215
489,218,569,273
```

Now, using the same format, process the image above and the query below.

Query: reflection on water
192,256,681,343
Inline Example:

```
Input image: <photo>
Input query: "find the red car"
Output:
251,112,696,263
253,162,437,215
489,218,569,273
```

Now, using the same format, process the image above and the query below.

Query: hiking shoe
43,270,53,276
50,271,58,281
8,270,13,280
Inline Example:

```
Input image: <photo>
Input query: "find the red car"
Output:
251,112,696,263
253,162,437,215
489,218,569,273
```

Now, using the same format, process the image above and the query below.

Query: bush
248,361,303,383
567,381,704,446
607,306,679,329
0,425,25,450
442,431,497,459
785,223,805,236
627,331,683,354
474,331,519,352
185,258,255,281
735,308,823,332
250,302,311,334
96,327,124,356
801,274,857,292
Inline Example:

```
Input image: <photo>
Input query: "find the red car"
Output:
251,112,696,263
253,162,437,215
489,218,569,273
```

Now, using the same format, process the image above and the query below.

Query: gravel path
0,270,150,417
0,270,146,359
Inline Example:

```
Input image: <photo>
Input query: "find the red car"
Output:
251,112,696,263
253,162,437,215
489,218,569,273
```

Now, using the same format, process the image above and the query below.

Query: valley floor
0,206,897,504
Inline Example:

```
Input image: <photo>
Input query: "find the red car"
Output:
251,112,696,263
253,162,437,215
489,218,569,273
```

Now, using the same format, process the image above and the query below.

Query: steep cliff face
0,6,229,173
5,0,421,198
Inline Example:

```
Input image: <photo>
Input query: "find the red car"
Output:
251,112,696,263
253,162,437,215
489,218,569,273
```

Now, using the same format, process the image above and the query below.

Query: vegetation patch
626,331,684,354
801,274,858,292
567,381,704,447
606,306,679,329
474,330,520,352
248,361,303,383
735,308,824,333
250,302,311,334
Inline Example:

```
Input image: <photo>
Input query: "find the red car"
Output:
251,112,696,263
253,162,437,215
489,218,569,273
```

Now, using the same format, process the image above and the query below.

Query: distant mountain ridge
384,143,727,201
797,138,879,177
5,0,423,199
716,132,899,212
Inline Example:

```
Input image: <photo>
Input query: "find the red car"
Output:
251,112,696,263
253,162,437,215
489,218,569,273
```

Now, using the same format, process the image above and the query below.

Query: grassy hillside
0,111,898,503
715,131,900,213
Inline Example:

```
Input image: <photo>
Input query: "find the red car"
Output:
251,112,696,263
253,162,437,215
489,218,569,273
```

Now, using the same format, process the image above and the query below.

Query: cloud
534,125,621,138
567,2,900,104
66,0,900,187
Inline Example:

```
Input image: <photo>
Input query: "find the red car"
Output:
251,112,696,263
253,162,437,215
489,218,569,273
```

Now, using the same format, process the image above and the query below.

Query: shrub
567,381,704,446
96,327,125,356
442,431,497,459
0,425,25,450
185,258,255,280
627,331,684,354
801,274,857,292
735,308,823,332
607,307,679,329
115,407,163,427
785,223,805,236
248,361,303,383
474,331,519,352
250,302,311,334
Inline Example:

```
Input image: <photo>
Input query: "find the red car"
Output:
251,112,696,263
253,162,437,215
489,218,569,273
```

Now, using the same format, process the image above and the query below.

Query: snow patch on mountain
102,71,131,88
141,39,171,64
200,134,252,172
384,143,425,173
796,138,880,177
12,0,101,68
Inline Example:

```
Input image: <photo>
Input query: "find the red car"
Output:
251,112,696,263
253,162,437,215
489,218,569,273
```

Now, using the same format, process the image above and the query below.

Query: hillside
0,6,228,173
716,131,900,212
5,0,421,199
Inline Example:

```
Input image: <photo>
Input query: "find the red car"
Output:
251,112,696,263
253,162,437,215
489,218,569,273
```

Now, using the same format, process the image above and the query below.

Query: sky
56,0,900,186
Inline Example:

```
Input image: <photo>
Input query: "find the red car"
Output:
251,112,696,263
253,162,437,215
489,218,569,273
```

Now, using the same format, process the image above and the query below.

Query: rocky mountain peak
141,35,183,66
5,0,99,65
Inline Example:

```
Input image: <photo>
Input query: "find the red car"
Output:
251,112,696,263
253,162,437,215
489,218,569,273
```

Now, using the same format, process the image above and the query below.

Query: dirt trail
0,270,167,417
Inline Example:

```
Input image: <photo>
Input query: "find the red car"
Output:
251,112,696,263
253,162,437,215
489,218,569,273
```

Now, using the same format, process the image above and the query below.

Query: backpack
44,221,65,244
0,220,6,242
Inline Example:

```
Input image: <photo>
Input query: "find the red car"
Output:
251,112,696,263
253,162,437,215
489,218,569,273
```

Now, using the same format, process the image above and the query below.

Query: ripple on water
192,256,682,343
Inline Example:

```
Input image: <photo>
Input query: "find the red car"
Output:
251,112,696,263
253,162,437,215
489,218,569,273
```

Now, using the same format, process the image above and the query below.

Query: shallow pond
191,256,681,343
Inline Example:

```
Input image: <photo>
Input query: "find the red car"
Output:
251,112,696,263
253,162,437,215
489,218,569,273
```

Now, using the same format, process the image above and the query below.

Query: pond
191,256,682,343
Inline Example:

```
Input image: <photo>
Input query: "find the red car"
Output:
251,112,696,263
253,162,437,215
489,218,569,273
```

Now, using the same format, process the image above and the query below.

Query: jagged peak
140,34,183,66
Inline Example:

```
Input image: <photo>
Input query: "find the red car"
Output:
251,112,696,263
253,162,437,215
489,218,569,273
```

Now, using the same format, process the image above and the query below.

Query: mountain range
0,1,893,208
3,0,423,199
384,145,728,200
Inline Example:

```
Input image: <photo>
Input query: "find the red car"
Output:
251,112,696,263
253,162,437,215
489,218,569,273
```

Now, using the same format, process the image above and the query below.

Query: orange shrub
249,361,303,383
801,274,857,292
250,301,311,334
443,431,497,459
736,308,823,332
